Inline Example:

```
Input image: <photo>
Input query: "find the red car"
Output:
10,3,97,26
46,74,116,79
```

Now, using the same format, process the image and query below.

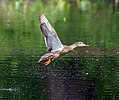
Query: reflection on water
0,52,118,100
0,0,119,100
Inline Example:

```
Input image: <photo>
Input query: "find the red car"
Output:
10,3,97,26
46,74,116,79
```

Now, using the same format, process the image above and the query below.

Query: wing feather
40,13,64,52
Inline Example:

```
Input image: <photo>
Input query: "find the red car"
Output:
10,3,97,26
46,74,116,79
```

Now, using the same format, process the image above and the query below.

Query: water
0,1,119,100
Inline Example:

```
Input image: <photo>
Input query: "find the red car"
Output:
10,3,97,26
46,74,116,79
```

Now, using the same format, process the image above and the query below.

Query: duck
38,13,89,65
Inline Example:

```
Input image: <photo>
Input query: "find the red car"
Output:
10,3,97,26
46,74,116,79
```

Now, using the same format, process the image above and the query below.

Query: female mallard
38,13,89,65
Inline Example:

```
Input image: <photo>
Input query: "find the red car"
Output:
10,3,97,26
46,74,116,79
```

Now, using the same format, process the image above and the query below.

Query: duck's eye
79,42,82,44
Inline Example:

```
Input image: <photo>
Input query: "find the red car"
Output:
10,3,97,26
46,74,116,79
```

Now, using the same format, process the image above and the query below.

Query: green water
0,0,119,100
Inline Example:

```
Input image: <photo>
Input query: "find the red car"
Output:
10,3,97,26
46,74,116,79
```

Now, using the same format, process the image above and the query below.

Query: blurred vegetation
0,0,119,100
0,0,119,56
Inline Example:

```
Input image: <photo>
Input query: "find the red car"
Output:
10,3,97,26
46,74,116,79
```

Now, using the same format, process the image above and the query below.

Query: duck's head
74,42,89,47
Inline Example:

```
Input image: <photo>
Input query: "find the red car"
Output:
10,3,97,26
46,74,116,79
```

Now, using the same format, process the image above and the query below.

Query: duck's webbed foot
38,51,61,65
38,52,54,65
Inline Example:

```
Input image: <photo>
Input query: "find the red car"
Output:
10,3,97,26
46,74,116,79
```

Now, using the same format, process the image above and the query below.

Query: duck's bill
85,45,89,46
82,43,89,47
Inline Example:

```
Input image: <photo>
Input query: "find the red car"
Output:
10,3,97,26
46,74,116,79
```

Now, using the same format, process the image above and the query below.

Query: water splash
0,88,17,92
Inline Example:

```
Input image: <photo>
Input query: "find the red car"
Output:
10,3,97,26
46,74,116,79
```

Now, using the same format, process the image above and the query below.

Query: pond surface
0,1,119,100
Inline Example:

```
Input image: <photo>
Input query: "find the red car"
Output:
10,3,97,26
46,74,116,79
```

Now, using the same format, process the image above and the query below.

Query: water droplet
96,59,99,61
63,17,66,22
86,50,89,53
86,73,88,75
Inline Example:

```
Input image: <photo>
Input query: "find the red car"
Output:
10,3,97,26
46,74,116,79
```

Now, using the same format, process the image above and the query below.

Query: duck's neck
61,44,77,55
69,43,78,50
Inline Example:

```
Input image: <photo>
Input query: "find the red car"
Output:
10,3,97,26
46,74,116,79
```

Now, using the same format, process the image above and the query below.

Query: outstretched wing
40,13,64,52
